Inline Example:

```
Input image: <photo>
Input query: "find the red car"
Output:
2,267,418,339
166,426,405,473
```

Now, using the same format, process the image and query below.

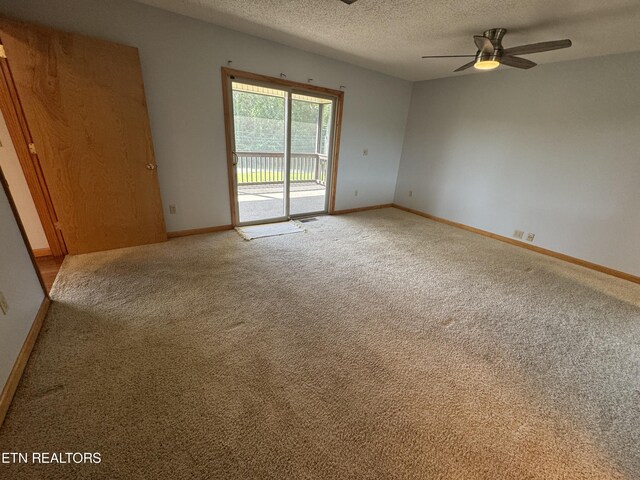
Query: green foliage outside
233,91,331,153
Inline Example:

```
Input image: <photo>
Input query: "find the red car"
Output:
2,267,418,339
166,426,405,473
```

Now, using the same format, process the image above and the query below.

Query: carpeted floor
1,208,639,479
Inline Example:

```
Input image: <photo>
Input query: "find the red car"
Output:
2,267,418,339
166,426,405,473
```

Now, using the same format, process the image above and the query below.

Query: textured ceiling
133,0,640,81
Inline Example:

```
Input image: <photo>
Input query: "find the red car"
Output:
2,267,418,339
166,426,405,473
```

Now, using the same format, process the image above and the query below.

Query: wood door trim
221,67,344,225
222,67,345,97
0,41,66,256
221,69,238,225
327,95,343,214
32,248,52,257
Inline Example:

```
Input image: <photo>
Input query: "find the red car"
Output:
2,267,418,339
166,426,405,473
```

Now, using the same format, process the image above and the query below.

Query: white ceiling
133,0,640,81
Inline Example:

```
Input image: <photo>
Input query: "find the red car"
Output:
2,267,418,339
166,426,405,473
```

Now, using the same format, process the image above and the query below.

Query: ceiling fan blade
500,56,537,69
503,39,572,56
422,55,476,58
474,35,494,54
454,60,476,72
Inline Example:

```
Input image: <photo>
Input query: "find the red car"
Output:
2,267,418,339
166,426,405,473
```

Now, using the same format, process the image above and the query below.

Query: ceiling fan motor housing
477,28,506,63
484,28,507,45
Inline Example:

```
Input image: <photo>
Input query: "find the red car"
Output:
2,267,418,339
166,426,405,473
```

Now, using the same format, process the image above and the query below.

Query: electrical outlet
0,292,8,315
409,190,413,197
363,149,368,156
526,233,535,242
169,205,176,214
354,189,358,197
513,230,524,239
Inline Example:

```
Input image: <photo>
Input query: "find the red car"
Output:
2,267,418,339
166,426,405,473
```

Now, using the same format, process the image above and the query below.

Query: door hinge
54,221,62,230
28,143,37,154
0,45,6,59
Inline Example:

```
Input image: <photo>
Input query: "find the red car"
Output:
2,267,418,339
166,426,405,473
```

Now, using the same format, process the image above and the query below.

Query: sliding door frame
289,88,337,219
221,67,344,226
225,76,291,226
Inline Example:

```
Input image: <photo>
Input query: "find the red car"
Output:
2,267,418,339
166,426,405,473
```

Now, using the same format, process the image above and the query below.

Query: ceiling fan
422,28,572,72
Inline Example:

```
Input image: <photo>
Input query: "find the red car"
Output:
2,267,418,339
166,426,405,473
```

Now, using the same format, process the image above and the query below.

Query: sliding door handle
232,152,238,166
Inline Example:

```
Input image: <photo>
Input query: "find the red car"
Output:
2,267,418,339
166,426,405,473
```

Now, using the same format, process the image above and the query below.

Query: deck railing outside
236,152,328,185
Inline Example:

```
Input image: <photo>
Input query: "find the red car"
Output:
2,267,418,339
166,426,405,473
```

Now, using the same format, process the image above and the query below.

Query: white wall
0,113,48,251
0,0,412,231
395,52,640,277
0,180,45,392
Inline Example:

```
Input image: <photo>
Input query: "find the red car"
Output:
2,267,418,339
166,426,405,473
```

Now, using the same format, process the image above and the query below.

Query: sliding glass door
289,93,333,216
232,82,288,224
229,79,336,226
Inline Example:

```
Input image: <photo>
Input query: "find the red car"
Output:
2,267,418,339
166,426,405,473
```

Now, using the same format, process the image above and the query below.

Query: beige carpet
1,208,639,479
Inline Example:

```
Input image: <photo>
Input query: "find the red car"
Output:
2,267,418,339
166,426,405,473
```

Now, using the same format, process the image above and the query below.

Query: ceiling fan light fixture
474,50,500,71
474,59,500,70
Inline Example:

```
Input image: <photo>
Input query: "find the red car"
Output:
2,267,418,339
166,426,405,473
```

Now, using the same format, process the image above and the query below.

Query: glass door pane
289,93,333,216
232,81,288,224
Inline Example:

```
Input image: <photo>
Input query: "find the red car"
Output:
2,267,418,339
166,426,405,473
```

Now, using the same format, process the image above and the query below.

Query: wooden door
0,17,166,254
